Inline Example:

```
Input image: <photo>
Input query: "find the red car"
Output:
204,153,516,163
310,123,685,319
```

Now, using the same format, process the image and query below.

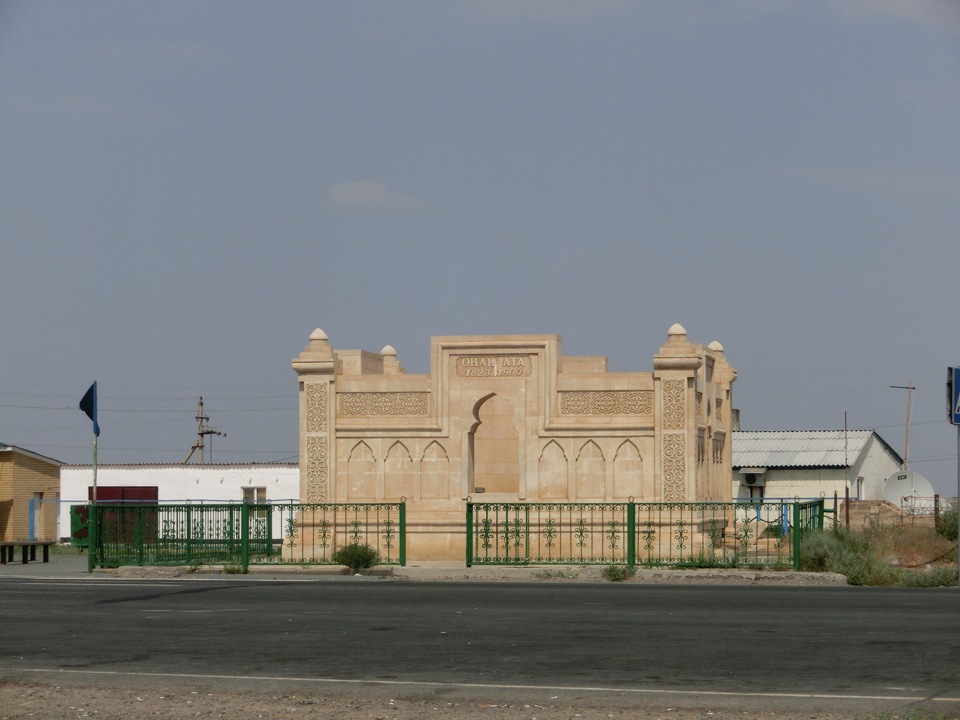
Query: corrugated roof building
731,430,902,502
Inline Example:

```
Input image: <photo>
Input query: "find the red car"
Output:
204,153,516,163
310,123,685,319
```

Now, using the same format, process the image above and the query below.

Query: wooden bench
0,540,56,565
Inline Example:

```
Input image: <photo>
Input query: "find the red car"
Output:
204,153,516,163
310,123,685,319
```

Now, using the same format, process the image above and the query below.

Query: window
242,487,266,503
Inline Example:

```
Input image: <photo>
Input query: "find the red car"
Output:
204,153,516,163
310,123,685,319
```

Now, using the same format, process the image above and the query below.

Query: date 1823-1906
458,356,529,378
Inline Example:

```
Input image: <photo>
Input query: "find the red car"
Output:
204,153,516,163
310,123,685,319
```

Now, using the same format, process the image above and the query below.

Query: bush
762,523,786,539
333,543,380,573
601,564,636,582
897,566,958,588
936,504,958,542
799,527,956,587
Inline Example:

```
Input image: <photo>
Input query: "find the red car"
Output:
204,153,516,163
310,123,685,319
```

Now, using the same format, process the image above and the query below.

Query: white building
731,430,903,503
58,463,298,541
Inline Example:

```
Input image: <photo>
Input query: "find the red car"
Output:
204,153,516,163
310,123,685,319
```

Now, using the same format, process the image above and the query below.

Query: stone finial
292,327,335,375
710,340,737,383
660,323,695,351
381,344,404,374
304,328,333,355
654,322,701,370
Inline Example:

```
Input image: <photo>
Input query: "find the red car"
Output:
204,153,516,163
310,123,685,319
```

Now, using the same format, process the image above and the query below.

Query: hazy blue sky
2,2,959,496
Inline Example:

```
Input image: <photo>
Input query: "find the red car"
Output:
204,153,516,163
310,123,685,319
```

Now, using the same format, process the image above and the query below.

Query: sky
1,1,959,497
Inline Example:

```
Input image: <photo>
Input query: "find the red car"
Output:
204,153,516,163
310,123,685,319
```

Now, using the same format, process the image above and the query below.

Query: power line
0,403,295,413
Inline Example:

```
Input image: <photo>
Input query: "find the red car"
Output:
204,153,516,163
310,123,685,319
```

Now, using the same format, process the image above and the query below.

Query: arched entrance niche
469,393,520,495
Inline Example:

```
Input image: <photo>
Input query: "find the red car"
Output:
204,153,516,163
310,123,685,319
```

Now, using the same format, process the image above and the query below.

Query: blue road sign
951,367,960,426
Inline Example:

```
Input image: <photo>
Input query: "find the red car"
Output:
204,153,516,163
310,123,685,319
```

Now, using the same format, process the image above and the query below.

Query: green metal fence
87,501,405,572
467,499,825,570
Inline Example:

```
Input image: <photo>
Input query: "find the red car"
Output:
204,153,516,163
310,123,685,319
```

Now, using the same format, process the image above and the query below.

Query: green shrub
601,564,636,582
333,543,380,573
673,553,726,569
936,504,958,542
799,528,956,587
761,523,786,538
897,566,958,588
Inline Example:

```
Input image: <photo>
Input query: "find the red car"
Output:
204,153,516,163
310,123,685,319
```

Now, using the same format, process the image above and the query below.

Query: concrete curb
2,552,849,585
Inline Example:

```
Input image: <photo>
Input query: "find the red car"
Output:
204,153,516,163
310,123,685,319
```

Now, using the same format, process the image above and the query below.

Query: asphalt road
1,577,958,716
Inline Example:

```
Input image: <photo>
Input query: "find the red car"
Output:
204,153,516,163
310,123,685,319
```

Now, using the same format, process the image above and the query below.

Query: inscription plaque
456,355,532,378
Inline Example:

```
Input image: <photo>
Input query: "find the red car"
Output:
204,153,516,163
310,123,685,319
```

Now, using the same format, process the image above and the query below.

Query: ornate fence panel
467,502,633,566
791,498,825,569
467,499,825,570
88,501,405,571
254,501,405,567
634,500,795,568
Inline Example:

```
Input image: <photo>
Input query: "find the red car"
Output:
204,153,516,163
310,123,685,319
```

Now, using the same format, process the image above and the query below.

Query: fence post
186,505,193,564
136,505,145,566
87,504,96,573
845,486,850,528
524,504,531,563
241,502,250,572
268,504,275,558
229,505,236,557
465,502,473,567
792,501,802,571
627,502,636,568
398,501,406,567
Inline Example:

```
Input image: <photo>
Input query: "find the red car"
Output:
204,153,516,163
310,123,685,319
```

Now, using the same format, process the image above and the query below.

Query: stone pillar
708,340,737,502
292,328,337,503
653,324,702,502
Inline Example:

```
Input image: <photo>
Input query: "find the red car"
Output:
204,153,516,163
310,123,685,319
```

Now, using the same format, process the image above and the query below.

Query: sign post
948,367,960,586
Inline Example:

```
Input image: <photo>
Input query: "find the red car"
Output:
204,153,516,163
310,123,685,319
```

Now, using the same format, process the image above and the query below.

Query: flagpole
92,433,98,504
80,381,100,573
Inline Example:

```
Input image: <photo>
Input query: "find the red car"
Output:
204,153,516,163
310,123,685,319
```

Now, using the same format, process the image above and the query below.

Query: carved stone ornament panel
558,391,653,415
305,435,328,502
305,383,328,433
661,379,686,430
338,392,429,416
662,432,686,502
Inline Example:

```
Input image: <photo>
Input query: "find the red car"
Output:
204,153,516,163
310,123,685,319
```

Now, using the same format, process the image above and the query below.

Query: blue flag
79,382,100,437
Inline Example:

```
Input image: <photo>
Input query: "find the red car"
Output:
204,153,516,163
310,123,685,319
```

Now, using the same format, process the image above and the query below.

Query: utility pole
182,397,226,464
890,382,914,470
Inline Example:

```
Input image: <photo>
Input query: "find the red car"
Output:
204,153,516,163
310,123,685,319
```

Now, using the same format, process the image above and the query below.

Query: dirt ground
0,680,880,720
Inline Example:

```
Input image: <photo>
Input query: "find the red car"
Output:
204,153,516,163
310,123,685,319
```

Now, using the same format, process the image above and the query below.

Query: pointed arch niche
384,442,414,500
420,441,450,499
575,441,605,500
538,440,568,499
613,440,643,500
347,441,376,500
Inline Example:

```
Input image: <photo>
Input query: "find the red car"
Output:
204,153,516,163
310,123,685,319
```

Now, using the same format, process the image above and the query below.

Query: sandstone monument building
293,324,737,559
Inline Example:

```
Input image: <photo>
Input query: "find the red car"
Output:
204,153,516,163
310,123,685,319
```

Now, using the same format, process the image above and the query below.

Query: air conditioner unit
743,472,765,487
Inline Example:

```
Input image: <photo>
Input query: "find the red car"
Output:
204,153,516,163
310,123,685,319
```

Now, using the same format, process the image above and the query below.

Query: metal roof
0,442,63,466
731,430,898,469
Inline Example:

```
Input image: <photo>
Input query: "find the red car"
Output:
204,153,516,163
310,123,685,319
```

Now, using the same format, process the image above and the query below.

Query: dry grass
874,524,956,569
801,517,958,586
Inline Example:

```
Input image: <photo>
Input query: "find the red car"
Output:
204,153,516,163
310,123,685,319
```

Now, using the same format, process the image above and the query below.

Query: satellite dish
883,470,934,505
